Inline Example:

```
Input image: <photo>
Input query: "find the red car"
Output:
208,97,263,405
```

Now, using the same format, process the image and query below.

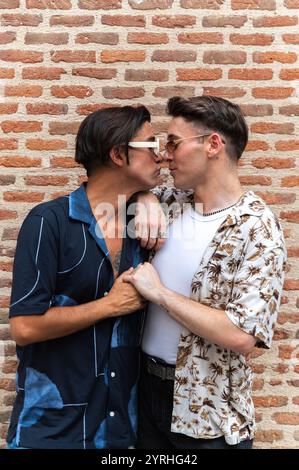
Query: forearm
157,287,255,354
10,296,116,346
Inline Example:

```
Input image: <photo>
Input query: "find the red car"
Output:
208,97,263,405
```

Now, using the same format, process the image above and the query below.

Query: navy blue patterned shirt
7,184,147,449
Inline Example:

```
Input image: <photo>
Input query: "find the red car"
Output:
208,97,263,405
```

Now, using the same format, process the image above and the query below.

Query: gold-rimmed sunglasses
165,133,225,154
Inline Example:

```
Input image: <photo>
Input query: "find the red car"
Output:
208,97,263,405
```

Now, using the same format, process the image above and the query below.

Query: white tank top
142,205,231,364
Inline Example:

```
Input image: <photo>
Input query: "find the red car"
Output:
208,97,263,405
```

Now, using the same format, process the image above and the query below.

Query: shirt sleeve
225,231,286,349
9,213,58,318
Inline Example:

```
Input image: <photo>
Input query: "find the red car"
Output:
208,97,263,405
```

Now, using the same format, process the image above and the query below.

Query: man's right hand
105,268,146,317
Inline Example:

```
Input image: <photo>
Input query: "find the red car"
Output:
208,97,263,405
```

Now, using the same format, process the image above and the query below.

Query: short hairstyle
167,96,248,161
75,105,151,176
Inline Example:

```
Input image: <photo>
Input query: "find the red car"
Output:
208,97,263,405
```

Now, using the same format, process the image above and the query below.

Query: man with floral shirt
124,96,287,449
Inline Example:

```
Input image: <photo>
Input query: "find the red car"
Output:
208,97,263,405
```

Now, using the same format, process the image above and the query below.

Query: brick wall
0,0,298,449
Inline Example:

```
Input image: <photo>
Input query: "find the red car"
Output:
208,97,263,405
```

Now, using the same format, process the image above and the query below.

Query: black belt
142,353,175,381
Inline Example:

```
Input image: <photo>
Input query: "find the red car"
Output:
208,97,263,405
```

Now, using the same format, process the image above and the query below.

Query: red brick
1,14,42,26
51,51,96,63
287,246,299,256
125,69,168,81
2,359,18,374
78,0,121,8
178,32,223,44
0,32,16,44
253,52,297,64
0,104,18,114
284,0,299,7
49,122,80,135
102,87,144,99
252,87,294,99
4,192,44,203
269,379,282,386
281,176,299,187
51,86,93,99
280,211,299,224
239,176,272,186
0,378,15,392
26,103,68,115
75,33,118,45
284,279,299,290
292,397,299,405
241,104,273,116
0,156,41,167
278,312,299,324
253,16,298,27
22,67,66,80
177,68,222,80
26,0,71,7
50,157,79,168
128,32,169,44
280,105,299,116
101,15,145,27
50,15,94,27
0,210,17,220
230,33,273,45
202,15,247,27
181,0,222,8
129,0,173,8
76,103,118,115
282,34,299,44
254,430,283,443
0,139,18,150
25,176,69,186
0,0,19,7
252,378,264,390
0,278,12,287
202,87,246,98
1,121,42,133
5,85,42,97
0,175,15,185
25,33,68,45
273,328,291,340
26,139,67,151
280,69,299,80
0,68,14,78
204,51,246,64
152,15,196,27
278,344,297,359
101,50,145,63
253,396,288,407
255,192,296,204
250,363,266,374
232,0,276,9
152,50,196,62
229,68,272,80
0,50,43,63
273,413,299,425
245,140,269,151
72,67,116,80
153,86,195,98
252,157,295,169
2,228,19,240
251,122,294,134
275,140,299,151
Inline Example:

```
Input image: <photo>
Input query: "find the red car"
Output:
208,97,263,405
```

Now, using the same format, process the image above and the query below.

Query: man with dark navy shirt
7,106,162,449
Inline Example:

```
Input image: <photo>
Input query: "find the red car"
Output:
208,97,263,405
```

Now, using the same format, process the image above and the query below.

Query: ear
206,133,223,159
109,145,126,167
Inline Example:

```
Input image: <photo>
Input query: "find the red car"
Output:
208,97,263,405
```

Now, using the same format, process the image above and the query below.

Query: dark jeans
137,357,253,450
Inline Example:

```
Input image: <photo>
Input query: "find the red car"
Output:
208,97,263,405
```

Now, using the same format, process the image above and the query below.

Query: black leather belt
142,353,175,381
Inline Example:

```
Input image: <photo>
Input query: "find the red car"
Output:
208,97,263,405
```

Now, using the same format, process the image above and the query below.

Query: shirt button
111,372,115,378
109,411,115,417
104,291,108,296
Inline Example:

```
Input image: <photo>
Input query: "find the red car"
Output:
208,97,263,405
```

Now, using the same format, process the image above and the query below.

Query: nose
154,152,163,163
161,149,172,162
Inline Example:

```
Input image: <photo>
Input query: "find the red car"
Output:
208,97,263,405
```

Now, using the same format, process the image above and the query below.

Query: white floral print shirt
153,188,287,445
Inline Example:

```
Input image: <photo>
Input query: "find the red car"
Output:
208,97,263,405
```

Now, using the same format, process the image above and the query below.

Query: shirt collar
69,183,94,225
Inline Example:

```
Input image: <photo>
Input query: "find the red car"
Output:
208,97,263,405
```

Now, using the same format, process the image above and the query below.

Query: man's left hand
123,262,164,303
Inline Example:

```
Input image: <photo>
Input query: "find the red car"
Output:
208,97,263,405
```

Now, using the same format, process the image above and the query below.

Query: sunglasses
128,139,161,157
165,133,225,154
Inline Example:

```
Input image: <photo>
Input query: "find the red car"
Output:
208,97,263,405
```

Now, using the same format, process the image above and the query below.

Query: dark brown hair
75,105,151,176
